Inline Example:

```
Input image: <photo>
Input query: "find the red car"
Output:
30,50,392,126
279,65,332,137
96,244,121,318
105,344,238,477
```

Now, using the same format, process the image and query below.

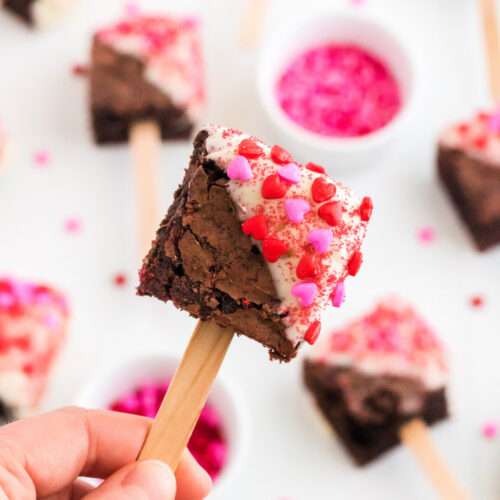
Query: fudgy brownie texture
138,130,297,361
0,399,15,426
4,0,35,24
303,360,448,466
438,145,500,251
90,38,194,144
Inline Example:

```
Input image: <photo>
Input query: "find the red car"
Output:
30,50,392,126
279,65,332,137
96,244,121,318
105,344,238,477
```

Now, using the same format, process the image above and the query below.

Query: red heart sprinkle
306,162,326,174
359,196,373,222
296,254,318,279
318,201,343,226
270,145,293,164
242,214,268,240
262,238,288,263
262,174,289,199
238,138,264,159
311,177,336,203
305,320,321,345
473,136,488,150
347,251,363,276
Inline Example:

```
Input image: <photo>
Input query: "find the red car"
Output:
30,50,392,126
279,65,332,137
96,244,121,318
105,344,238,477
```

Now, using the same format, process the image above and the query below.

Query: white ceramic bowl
76,353,249,499
257,10,418,170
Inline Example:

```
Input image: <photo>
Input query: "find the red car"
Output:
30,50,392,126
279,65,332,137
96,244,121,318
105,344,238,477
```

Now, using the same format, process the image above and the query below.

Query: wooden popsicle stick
240,0,268,48
130,121,161,258
479,0,500,101
138,320,234,469
400,419,469,500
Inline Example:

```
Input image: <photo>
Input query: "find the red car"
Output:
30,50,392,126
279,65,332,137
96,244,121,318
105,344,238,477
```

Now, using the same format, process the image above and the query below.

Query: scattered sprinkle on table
33,150,51,167
64,217,82,234
124,1,141,17
71,64,89,77
482,421,498,440
113,273,128,287
470,295,485,309
417,226,436,245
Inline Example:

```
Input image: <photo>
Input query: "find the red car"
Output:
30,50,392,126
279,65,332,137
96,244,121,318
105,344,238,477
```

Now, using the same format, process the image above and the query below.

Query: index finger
0,406,211,499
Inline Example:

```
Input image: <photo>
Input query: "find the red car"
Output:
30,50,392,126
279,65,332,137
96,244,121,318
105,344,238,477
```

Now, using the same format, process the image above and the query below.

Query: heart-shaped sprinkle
306,162,326,174
331,281,345,307
311,177,336,203
285,198,311,223
296,254,318,279
318,202,343,226
227,155,253,181
262,174,288,199
304,320,321,345
359,196,373,222
262,237,288,263
238,138,264,159
347,251,363,276
292,282,318,308
308,229,333,254
278,163,301,184
241,214,268,240
271,145,293,164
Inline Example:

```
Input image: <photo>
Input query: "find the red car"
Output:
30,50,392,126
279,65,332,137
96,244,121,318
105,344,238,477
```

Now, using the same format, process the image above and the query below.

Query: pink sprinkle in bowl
257,10,418,170
76,353,249,499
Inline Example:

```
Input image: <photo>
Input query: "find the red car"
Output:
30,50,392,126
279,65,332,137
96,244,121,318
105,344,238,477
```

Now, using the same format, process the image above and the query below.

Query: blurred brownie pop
0,277,68,424
304,298,466,499
2,0,76,28
136,126,372,467
437,1,500,252
89,14,205,254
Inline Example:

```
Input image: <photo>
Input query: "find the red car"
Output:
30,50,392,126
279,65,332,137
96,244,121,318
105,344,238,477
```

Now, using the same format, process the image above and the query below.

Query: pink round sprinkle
277,44,401,138
291,282,318,308
64,217,82,234
307,228,333,254
482,421,498,440
34,150,51,167
227,155,253,181
417,226,436,244
285,198,311,223
331,281,345,308
277,163,301,184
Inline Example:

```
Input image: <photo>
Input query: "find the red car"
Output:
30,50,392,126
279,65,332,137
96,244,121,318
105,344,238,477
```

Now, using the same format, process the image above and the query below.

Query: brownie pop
304,297,448,466
136,126,372,467
90,15,204,144
139,125,372,361
438,110,500,251
2,0,75,28
0,277,69,424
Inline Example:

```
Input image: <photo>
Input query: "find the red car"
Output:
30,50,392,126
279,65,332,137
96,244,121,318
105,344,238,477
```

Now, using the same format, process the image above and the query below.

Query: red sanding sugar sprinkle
277,44,401,138
110,381,227,480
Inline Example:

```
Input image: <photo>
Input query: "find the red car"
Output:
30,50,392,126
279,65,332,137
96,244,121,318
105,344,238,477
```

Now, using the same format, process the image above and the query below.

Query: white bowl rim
257,8,419,154
75,352,250,497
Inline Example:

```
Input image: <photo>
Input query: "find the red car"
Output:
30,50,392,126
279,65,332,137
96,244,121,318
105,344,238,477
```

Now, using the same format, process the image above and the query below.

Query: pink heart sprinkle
285,198,310,223
64,217,82,234
34,150,51,167
292,282,318,308
227,155,253,181
308,229,333,253
277,163,301,184
482,421,498,439
331,281,345,307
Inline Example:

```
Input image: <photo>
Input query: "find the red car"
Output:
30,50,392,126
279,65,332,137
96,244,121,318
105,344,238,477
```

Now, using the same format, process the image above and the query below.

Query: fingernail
122,460,176,499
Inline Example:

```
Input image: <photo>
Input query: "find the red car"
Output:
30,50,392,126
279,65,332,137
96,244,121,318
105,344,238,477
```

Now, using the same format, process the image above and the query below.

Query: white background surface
0,0,499,499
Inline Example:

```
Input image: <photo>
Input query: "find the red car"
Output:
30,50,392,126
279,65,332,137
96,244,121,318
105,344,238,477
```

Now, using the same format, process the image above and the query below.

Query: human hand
0,406,212,499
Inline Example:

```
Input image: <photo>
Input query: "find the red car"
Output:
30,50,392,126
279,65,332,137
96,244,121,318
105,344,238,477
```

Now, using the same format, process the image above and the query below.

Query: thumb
84,460,176,500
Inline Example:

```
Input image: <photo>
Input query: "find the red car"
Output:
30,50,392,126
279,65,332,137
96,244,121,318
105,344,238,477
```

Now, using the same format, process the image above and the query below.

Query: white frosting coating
205,125,369,346
97,16,204,120
308,297,448,390
31,0,75,29
439,110,500,167
0,278,68,410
